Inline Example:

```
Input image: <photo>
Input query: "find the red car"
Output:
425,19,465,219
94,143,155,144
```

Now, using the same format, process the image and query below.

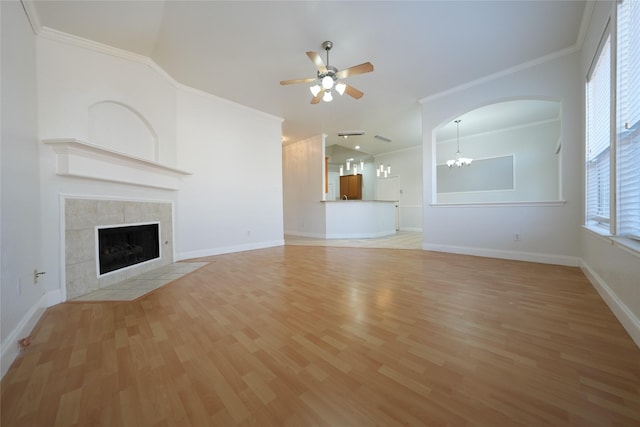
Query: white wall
1,0,47,378
2,7,285,377
375,146,423,231
36,34,183,313
361,162,376,200
175,87,284,258
421,52,582,266
579,0,640,346
282,135,326,237
37,36,177,165
327,165,340,200
35,24,285,269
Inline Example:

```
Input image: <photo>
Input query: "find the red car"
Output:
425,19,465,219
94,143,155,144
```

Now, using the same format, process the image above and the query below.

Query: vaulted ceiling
29,0,587,159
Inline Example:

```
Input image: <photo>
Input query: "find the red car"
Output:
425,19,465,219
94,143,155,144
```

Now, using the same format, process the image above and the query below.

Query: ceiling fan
280,41,374,104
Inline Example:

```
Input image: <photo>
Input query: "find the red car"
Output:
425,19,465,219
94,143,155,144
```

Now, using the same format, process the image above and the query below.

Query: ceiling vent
374,135,392,142
337,131,365,138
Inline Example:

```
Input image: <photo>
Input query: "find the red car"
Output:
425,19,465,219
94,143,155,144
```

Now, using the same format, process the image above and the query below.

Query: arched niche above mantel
88,100,159,162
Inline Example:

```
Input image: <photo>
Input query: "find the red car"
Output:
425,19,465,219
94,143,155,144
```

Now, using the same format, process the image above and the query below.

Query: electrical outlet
514,232,521,241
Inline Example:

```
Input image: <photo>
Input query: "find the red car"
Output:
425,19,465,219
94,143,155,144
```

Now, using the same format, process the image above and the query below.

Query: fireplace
97,222,160,276
65,198,173,300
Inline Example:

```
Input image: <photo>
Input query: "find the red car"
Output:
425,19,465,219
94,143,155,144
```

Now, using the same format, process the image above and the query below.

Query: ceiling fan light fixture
321,75,334,90
281,41,373,104
309,84,321,96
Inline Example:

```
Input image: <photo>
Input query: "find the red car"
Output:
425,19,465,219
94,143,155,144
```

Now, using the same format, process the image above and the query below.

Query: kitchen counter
323,199,397,238
323,199,397,202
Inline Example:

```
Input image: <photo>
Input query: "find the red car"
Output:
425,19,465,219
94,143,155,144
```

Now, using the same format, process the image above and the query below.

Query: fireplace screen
97,223,160,275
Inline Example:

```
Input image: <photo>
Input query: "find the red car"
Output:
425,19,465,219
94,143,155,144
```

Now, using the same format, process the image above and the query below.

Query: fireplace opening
97,222,160,275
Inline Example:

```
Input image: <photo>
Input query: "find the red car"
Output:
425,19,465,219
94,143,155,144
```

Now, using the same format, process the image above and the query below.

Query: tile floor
284,230,423,249
71,262,208,302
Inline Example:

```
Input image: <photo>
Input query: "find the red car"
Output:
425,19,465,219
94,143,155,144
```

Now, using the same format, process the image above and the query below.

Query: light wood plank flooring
2,246,639,426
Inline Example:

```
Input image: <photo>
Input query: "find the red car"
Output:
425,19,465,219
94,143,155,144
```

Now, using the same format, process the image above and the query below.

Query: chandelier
447,119,473,167
339,158,364,176
376,163,391,178
338,159,391,177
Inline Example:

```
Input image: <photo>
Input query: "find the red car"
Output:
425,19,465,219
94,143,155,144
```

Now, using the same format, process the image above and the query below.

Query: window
617,0,640,240
585,0,640,243
586,31,611,228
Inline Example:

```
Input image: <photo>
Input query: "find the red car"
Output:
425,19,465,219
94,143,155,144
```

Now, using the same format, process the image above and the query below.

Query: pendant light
446,119,473,167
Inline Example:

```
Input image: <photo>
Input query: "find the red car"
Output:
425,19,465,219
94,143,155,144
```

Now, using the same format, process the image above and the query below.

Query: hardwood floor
2,246,639,426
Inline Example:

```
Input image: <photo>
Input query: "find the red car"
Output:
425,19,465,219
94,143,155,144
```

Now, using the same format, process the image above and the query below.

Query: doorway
376,176,400,230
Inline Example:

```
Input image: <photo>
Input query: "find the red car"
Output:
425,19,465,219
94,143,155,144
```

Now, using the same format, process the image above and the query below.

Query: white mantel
43,139,191,190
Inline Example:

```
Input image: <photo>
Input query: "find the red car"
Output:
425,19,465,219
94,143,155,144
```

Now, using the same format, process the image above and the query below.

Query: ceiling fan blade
306,51,327,73
344,84,364,100
310,91,324,104
280,77,316,85
335,62,374,79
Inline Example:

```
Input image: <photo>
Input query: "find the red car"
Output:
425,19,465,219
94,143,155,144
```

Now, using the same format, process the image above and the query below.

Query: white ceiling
29,0,587,159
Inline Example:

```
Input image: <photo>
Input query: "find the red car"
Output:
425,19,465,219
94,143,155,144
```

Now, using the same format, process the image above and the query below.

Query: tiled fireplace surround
65,198,173,300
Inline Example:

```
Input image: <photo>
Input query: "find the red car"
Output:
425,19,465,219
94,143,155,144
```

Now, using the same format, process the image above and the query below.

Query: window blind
586,34,611,226
617,0,640,239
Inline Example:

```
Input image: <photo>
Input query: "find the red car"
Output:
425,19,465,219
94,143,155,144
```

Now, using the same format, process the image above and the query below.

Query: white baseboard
1,290,59,379
283,230,326,239
580,260,640,348
286,230,412,239
325,230,396,239
176,239,284,261
421,243,580,267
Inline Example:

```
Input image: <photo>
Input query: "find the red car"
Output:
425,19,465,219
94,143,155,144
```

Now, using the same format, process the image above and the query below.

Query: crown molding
436,116,561,145
38,26,159,68
374,144,422,159
36,26,284,124
17,3,285,126
419,45,580,104
575,1,597,51
419,1,592,105
175,81,284,123
20,0,41,35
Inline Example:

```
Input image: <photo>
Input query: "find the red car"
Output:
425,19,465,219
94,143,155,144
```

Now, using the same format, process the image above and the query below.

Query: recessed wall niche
435,99,562,204
88,100,159,161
